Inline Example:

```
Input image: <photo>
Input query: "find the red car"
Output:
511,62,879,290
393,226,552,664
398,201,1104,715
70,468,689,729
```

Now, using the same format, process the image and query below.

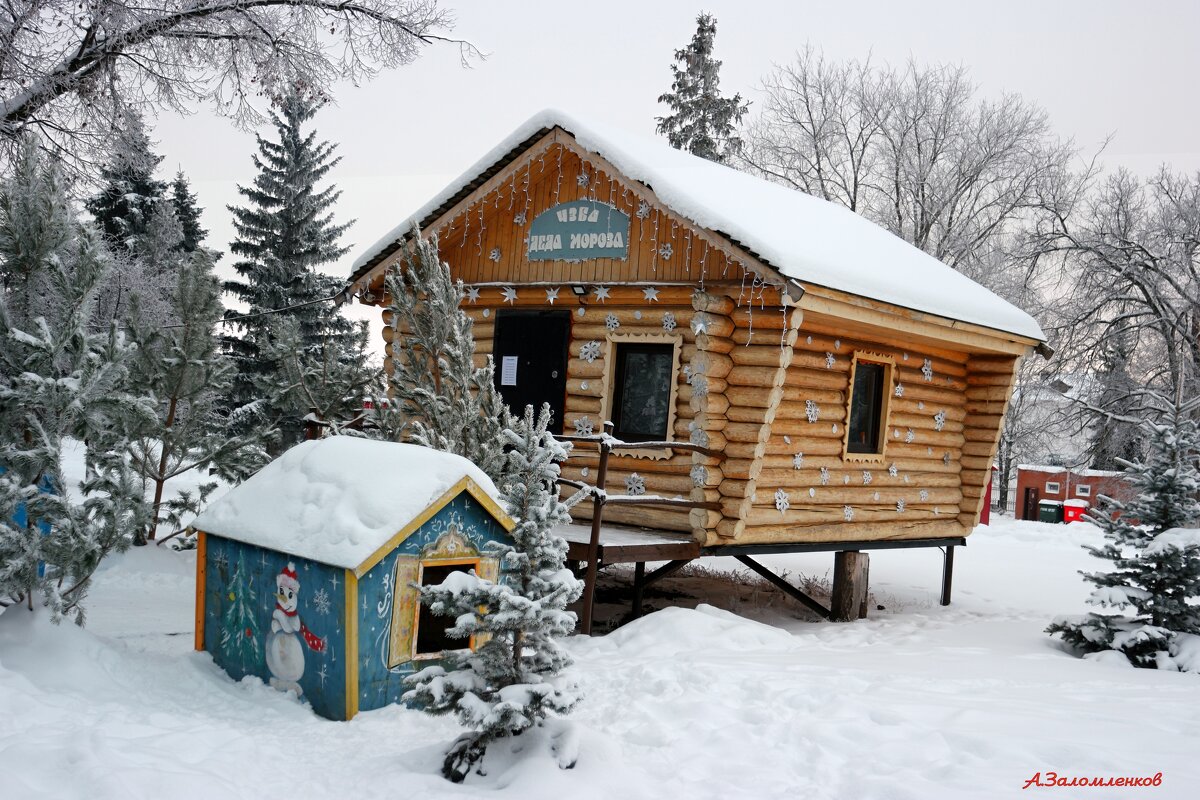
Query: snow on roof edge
351,108,1045,342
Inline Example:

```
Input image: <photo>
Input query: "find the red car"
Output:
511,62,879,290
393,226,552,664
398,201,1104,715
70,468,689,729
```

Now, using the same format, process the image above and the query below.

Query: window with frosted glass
611,343,674,441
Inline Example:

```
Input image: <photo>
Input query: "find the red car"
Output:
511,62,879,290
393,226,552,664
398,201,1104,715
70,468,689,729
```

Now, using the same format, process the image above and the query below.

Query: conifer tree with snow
370,226,511,484
0,138,150,621
404,403,583,782
124,250,270,544
85,112,168,254
656,13,749,164
1048,397,1200,669
169,171,209,254
224,91,361,442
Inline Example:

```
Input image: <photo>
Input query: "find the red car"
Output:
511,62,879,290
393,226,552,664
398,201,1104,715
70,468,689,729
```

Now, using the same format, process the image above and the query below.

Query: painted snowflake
820,467,830,486
792,452,804,470
213,551,229,571
919,489,930,502
775,489,790,515
573,416,595,437
905,428,915,444
691,464,708,488
690,375,709,397
625,473,646,496
933,410,947,432
805,399,820,423
662,312,677,331
580,340,602,363
894,383,904,398
605,313,621,331
825,352,835,369
577,172,590,188
862,470,873,485
843,505,854,522
888,463,898,478
896,499,907,513
658,242,674,260
636,200,651,219
514,212,527,225
488,247,501,262
922,358,934,382
312,587,332,616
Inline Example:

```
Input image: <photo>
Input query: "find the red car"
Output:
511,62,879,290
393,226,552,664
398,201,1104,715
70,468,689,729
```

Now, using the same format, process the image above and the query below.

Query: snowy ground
2,517,1197,799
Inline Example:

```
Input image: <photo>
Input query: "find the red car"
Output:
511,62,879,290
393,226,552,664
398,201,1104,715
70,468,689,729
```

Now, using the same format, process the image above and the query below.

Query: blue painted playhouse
191,436,515,720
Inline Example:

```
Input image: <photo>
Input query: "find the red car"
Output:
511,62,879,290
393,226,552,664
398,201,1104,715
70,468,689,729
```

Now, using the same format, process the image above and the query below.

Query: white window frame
1075,484,1091,497
1044,481,1061,494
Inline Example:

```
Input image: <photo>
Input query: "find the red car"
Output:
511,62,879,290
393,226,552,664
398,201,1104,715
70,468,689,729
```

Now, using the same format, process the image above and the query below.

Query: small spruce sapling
404,404,583,782
1048,397,1200,668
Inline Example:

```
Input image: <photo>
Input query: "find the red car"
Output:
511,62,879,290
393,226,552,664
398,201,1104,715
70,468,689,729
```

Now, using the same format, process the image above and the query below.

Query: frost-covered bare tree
0,0,467,167
740,49,1085,286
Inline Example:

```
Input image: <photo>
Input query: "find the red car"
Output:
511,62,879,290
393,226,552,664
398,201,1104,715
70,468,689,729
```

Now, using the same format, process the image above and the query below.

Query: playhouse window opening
415,563,475,656
847,360,888,454
611,343,674,442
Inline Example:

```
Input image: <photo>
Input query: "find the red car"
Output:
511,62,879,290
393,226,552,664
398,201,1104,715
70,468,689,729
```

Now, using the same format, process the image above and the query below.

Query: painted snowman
266,563,325,695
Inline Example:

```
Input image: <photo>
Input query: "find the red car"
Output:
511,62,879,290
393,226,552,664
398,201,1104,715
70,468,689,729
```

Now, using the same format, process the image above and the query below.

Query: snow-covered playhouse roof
191,437,512,571
350,109,1044,342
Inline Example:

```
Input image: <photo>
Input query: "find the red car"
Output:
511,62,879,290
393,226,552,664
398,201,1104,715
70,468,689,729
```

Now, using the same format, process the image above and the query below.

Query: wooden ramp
555,522,701,565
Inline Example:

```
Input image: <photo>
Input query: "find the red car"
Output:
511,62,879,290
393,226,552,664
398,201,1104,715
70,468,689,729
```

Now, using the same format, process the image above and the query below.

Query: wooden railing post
580,421,613,635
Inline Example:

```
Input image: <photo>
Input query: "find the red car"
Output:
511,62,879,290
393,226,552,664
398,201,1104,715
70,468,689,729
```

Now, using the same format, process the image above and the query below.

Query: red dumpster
1063,498,1089,523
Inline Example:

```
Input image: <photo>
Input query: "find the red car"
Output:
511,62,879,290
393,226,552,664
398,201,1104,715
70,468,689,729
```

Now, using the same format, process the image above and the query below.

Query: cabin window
1076,484,1091,497
844,353,894,460
610,342,675,442
1045,481,1061,494
414,560,478,657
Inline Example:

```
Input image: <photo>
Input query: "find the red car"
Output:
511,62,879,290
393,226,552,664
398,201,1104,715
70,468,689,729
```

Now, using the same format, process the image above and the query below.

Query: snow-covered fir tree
85,112,167,254
1089,329,1145,470
224,91,362,443
1048,397,1200,669
655,13,749,164
169,171,209,254
370,226,511,484
124,250,270,544
404,404,583,782
0,138,150,621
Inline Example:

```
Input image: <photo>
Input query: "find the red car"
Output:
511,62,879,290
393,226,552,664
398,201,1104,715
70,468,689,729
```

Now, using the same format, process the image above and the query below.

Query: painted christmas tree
220,553,262,668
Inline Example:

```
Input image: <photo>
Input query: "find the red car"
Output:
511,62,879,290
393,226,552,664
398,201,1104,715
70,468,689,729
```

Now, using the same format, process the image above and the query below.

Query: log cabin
344,110,1048,621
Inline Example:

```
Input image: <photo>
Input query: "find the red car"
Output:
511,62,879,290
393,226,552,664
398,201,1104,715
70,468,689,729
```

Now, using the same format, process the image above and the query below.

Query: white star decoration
465,286,481,303
501,286,518,304
545,287,560,305
642,286,660,302
692,317,709,335
593,286,611,302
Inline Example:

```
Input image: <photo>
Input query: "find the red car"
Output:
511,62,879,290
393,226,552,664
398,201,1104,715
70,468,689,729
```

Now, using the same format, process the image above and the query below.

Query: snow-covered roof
192,437,507,570
352,109,1045,342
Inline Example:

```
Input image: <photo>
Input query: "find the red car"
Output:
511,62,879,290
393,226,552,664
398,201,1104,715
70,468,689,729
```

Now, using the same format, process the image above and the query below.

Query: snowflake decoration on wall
691,316,709,335
943,452,951,467
896,499,906,513
465,286,481,303
662,312,677,331
808,488,816,498
922,358,934,382
312,588,332,616
625,473,646,496
577,172,590,188
658,242,673,260
573,417,595,437
933,410,947,432
805,399,820,423
643,286,660,302
581,466,589,477
501,286,518,304
806,335,813,344
690,375,709,397
634,310,642,320
843,505,855,522
843,474,851,485
825,352,836,369
832,423,839,434
862,470,873,485
691,465,707,488
820,467,830,486
514,212,527,225
605,313,621,332
919,489,930,502
774,489,790,515
593,285,611,302
873,491,880,502
488,247,501,262
918,401,925,410
834,339,841,350
792,452,804,470
545,287,560,305
636,200,651,219
905,428,915,443
888,463,898,478
213,550,229,571
894,384,904,398
580,341,602,363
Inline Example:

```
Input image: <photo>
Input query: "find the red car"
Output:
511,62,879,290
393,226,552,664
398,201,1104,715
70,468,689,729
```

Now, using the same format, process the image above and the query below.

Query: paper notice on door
501,356,518,386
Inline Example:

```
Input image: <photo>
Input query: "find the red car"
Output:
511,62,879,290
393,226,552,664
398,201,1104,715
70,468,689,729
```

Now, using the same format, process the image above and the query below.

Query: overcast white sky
150,0,1200,333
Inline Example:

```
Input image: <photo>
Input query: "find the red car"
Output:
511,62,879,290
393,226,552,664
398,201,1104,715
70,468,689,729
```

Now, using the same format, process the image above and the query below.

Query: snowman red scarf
277,602,326,653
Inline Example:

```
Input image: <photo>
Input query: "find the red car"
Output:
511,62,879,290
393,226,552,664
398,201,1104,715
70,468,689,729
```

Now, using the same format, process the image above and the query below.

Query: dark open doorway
1022,487,1039,521
492,309,570,434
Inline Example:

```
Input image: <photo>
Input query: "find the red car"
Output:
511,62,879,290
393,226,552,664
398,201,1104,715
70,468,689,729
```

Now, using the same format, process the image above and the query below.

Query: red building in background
1014,465,1135,522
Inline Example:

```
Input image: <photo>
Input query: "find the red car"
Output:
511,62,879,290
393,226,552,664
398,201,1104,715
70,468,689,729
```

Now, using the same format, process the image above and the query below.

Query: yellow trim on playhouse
344,569,359,720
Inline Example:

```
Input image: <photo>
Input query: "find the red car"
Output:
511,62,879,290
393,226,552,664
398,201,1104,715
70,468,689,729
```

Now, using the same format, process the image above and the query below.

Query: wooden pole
831,551,869,621
631,561,646,620
580,421,613,635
